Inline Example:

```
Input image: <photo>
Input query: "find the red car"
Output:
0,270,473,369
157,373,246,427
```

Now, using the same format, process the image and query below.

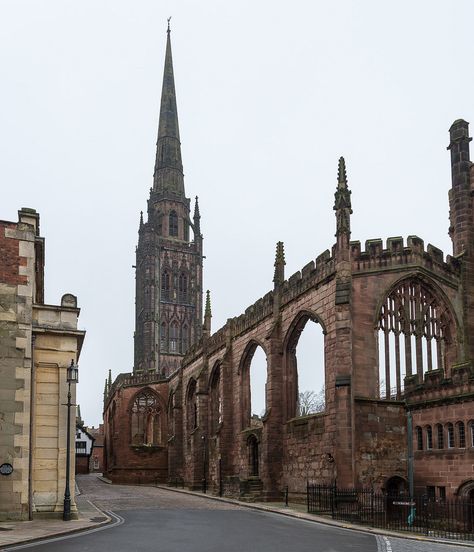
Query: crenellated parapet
281,250,335,306
350,235,460,281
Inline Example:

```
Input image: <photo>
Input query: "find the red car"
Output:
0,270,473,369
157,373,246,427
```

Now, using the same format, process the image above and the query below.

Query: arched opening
179,272,188,302
240,342,267,429
385,475,408,496
247,434,259,477
182,324,189,354
169,211,178,237
130,389,163,446
209,364,222,434
161,271,170,301
377,278,454,399
186,379,197,434
170,322,179,353
285,312,325,419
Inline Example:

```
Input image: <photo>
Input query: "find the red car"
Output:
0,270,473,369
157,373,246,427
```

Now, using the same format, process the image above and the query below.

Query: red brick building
104,28,474,502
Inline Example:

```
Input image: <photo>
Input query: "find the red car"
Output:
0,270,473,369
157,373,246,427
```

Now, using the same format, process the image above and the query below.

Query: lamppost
63,359,79,521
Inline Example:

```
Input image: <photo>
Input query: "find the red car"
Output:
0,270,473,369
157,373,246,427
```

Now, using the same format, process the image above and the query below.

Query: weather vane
167,16,172,33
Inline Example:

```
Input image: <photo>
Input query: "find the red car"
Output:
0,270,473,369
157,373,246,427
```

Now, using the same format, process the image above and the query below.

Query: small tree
298,386,325,416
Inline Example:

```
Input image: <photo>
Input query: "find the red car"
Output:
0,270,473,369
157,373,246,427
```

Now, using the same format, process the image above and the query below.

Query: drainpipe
28,335,36,520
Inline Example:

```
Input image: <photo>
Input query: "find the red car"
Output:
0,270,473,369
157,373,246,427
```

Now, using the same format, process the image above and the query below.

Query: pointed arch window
179,272,188,302
169,211,178,237
170,322,179,353
436,423,444,449
457,421,466,448
416,426,423,451
426,426,433,450
447,423,454,448
182,324,189,354
130,390,163,446
160,323,167,351
187,379,198,432
210,365,222,434
378,278,453,399
161,271,170,301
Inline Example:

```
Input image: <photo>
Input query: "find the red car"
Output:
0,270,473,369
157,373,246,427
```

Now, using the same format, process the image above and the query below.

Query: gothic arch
373,271,459,335
376,273,458,399
456,479,474,498
208,361,222,434
239,339,268,429
128,388,166,446
185,378,198,433
283,310,327,420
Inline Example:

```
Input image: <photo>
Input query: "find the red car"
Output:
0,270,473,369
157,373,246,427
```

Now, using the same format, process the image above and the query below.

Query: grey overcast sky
1,1,473,426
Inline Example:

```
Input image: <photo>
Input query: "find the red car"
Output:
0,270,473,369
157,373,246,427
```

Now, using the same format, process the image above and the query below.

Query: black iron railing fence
307,483,474,541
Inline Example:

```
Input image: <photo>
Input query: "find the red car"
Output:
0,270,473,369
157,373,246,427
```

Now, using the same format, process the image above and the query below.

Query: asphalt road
9,476,470,552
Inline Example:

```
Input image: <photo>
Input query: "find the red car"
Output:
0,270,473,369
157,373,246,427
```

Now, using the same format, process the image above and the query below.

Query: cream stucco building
0,208,85,520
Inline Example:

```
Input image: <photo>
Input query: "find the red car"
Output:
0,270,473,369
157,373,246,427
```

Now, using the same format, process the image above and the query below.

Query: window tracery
378,278,452,399
130,390,162,446
210,365,222,434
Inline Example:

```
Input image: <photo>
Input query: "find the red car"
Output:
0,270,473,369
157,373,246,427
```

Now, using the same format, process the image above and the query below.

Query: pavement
0,484,110,549
0,474,473,551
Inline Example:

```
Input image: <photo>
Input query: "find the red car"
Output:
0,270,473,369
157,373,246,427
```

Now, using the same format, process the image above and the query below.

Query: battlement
350,235,459,276
281,249,335,306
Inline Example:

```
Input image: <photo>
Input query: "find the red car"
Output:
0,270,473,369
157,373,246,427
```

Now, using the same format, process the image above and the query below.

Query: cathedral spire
153,24,184,197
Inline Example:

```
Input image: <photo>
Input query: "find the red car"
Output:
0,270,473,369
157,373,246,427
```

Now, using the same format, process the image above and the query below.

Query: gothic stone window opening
179,272,188,302
426,425,433,450
416,426,423,451
447,422,455,449
247,434,259,477
161,271,170,301
378,278,452,400
181,324,189,354
240,342,267,429
130,390,163,446
169,210,178,237
170,321,179,353
458,421,466,448
187,379,198,434
160,322,167,352
437,423,444,449
285,312,326,420
210,364,222,434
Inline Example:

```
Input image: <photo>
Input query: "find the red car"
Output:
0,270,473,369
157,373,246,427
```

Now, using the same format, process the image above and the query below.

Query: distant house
88,425,105,473
75,426,94,474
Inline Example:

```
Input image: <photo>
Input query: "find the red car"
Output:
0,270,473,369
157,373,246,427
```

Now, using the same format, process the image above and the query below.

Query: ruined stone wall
353,399,407,490
104,379,169,484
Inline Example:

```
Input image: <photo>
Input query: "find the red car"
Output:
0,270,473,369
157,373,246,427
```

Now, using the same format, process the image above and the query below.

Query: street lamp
63,359,79,521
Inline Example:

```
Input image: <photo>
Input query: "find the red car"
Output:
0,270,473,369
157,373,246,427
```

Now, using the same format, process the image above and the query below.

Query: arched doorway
248,434,259,477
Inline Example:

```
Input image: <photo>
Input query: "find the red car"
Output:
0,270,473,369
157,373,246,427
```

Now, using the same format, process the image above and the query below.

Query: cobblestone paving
77,474,243,512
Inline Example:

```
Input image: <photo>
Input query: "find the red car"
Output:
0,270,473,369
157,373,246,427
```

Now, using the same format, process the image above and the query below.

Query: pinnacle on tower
193,196,201,232
108,369,112,391
337,156,347,188
103,378,108,403
203,290,212,336
273,241,286,286
139,211,144,229
152,23,185,197
334,156,352,237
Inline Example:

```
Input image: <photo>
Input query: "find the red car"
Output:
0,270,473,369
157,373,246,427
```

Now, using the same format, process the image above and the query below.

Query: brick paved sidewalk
0,492,110,549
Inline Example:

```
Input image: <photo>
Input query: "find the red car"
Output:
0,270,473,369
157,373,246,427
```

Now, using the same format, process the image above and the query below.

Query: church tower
134,25,203,376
